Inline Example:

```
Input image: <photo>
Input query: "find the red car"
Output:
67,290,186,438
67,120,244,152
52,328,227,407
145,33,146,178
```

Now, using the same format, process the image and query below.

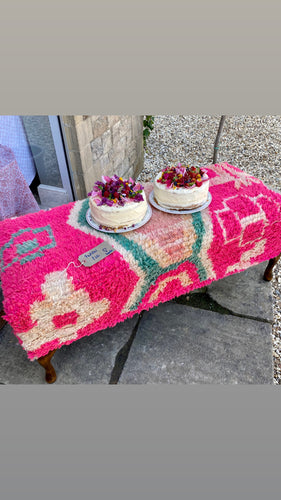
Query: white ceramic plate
148,190,212,214
85,204,152,233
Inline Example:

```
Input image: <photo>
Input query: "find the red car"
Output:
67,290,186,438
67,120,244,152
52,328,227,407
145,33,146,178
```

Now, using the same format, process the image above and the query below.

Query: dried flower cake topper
88,175,144,206
157,163,208,188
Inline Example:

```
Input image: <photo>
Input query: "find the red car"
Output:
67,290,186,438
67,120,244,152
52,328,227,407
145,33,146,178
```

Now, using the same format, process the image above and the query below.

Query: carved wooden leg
263,253,281,281
0,309,7,331
37,349,57,384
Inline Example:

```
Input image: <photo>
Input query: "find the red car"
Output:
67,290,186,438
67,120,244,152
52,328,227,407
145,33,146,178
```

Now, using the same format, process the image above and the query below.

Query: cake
88,175,148,229
153,163,209,210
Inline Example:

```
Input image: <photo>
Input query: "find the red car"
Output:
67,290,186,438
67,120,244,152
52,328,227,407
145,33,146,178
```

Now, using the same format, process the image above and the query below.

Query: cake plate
149,190,212,215
85,205,152,233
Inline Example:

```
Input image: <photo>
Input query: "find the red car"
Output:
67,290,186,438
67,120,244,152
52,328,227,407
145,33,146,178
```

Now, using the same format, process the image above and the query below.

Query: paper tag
78,242,115,267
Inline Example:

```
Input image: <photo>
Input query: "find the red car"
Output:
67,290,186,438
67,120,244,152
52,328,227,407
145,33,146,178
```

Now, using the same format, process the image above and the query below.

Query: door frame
48,116,75,201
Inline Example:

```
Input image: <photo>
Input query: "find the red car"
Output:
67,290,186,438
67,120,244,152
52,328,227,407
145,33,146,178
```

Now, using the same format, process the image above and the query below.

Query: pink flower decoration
157,164,208,189
91,190,102,198
88,176,144,206
133,182,142,192
101,175,111,183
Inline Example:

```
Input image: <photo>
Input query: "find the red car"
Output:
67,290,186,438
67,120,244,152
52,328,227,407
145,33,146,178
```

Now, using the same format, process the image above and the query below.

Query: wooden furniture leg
0,309,7,331
37,349,57,384
263,253,281,281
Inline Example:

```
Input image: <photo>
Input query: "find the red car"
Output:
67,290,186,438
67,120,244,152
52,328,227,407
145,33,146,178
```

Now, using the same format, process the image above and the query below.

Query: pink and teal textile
1,163,281,360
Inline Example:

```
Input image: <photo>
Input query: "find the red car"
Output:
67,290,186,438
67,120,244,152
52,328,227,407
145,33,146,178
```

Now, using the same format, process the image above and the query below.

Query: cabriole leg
263,253,281,281
37,349,57,384
0,310,7,331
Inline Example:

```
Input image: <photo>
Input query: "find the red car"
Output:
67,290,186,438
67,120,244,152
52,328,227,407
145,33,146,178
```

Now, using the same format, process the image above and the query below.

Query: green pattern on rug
17,238,39,255
0,226,56,272
78,198,90,227
188,212,208,281
80,200,207,309
109,212,207,309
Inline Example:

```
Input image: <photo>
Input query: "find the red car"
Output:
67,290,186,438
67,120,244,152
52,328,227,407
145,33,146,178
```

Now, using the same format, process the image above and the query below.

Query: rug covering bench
1,163,281,382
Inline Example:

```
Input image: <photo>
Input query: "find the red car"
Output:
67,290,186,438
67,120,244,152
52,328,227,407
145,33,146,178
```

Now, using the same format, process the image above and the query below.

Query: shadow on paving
0,263,274,384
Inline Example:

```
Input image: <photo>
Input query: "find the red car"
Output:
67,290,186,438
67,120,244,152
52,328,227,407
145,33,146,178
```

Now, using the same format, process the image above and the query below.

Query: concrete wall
62,115,144,199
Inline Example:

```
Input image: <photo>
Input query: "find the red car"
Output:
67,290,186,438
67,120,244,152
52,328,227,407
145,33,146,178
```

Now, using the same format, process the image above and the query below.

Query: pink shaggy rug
1,162,281,360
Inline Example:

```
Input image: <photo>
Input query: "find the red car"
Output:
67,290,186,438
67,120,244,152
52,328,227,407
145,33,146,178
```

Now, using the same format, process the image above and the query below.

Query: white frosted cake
153,164,209,210
88,175,148,229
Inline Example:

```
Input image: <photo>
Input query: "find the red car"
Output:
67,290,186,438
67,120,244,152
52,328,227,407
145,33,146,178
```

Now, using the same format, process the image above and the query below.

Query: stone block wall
61,115,144,199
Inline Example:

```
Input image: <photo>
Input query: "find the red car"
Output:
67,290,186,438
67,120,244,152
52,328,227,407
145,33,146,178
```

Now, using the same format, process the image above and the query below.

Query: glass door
21,115,74,207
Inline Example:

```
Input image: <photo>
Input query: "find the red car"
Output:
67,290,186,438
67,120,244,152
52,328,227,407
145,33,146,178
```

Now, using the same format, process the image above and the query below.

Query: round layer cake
88,175,148,229
154,163,209,210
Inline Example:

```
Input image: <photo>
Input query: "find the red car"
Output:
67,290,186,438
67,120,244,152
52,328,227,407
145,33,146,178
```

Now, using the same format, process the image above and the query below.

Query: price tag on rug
78,242,115,267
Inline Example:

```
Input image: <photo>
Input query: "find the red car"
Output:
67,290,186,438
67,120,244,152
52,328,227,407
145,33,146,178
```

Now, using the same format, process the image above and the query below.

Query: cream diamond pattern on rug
18,270,110,353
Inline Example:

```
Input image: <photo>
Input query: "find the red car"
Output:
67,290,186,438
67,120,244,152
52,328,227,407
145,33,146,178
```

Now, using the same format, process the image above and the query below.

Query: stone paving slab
207,263,273,323
119,303,273,384
0,316,137,384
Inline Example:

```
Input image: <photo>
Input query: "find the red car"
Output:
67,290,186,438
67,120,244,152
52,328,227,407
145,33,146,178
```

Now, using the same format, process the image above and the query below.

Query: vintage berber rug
1,163,281,360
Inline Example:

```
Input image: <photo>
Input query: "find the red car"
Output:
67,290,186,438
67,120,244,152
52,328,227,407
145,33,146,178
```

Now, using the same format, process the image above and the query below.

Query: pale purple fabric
0,116,36,185
0,145,39,221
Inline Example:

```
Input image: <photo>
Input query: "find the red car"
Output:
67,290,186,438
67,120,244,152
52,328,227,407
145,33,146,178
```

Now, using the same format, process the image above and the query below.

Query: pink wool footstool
0,163,281,383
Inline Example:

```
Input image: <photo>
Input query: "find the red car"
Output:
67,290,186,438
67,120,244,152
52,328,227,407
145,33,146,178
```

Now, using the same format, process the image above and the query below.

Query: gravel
138,115,281,384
